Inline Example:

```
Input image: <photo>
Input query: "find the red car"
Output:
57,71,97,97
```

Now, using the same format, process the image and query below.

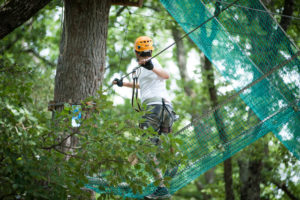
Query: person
113,36,175,199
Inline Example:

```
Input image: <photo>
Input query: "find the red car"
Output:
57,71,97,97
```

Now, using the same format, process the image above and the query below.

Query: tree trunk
240,159,265,200
279,0,294,32
54,0,110,103
247,159,262,200
54,0,110,153
202,56,235,200
238,157,249,200
171,26,193,97
224,158,234,200
0,0,51,39
171,26,215,199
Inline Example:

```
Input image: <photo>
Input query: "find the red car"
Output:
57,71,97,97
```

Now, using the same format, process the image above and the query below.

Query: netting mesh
85,0,300,198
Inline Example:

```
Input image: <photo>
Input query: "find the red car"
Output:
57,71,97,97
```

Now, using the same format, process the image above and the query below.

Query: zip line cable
107,0,240,90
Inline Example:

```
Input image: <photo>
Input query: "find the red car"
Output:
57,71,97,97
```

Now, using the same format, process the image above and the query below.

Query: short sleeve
152,58,163,70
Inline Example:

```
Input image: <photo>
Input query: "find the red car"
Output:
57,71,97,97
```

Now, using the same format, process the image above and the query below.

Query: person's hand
113,78,123,87
139,58,154,70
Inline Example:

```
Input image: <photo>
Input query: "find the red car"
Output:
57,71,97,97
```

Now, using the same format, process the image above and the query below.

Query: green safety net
85,0,300,198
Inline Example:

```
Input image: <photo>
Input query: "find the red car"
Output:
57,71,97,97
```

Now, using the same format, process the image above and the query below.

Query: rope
213,0,300,20
107,0,240,90
106,16,298,44
175,50,300,135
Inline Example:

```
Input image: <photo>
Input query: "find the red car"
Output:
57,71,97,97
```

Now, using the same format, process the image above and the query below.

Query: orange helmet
134,36,154,52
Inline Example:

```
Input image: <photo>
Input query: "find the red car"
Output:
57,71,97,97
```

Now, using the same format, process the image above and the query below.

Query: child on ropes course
113,36,176,199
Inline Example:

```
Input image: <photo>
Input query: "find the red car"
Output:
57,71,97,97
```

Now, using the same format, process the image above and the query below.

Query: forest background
0,0,299,199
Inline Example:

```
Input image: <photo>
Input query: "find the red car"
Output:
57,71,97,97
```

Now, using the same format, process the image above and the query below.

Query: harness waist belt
143,97,171,105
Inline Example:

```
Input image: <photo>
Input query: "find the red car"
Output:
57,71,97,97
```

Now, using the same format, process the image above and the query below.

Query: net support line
214,0,300,21
178,96,298,176
258,0,299,51
212,0,296,111
176,50,300,135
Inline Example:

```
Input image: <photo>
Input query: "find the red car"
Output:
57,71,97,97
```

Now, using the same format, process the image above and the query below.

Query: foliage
0,62,183,199
0,0,299,199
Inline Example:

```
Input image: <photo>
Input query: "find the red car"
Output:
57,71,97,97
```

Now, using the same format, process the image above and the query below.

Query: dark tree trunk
224,158,234,200
54,0,111,152
0,0,51,39
54,0,110,103
279,0,294,32
202,56,234,200
238,152,262,200
238,157,249,200
248,159,262,200
171,26,193,97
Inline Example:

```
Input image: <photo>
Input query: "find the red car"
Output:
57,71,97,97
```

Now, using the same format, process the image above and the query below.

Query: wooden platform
112,0,143,7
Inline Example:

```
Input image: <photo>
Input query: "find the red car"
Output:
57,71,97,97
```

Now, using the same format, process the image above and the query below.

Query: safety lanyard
131,69,142,112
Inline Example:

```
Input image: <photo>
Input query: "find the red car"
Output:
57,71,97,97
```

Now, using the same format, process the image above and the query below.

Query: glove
113,78,123,87
141,59,154,70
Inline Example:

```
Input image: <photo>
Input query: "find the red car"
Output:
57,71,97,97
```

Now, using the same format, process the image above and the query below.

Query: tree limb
41,127,81,150
271,179,299,200
0,0,51,39
24,48,56,67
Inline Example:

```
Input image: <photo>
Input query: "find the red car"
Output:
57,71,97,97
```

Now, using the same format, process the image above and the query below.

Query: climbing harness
159,98,173,134
139,97,178,134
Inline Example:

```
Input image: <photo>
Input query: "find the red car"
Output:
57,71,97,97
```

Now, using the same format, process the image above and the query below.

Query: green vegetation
0,0,299,199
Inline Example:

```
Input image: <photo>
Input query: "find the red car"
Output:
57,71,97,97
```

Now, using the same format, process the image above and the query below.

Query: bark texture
54,0,111,103
0,0,51,39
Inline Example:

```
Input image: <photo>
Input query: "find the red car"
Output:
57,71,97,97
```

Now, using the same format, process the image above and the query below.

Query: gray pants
139,104,174,135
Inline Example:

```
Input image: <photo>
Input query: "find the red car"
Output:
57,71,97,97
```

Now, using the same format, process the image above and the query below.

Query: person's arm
138,58,170,80
123,82,140,88
112,80,139,88
152,66,169,79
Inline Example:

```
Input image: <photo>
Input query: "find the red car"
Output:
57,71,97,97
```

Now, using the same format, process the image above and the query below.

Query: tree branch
53,147,86,160
271,179,299,200
41,127,81,150
0,0,51,39
116,6,126,18
24,48,56,67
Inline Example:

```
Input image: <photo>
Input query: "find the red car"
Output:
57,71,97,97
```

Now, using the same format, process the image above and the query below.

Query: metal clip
132,67,138,79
